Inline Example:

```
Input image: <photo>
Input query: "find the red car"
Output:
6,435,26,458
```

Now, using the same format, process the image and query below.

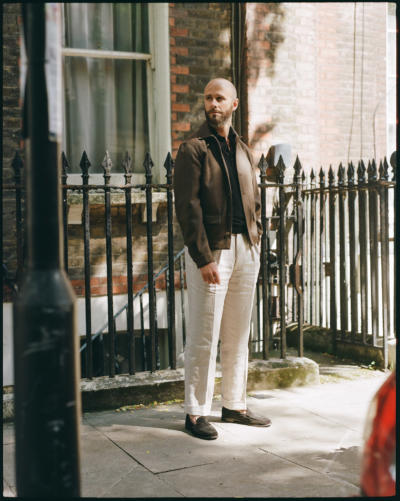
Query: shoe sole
185,426,218,440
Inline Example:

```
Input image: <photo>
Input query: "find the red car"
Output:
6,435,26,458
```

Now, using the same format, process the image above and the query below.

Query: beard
204,104,234,129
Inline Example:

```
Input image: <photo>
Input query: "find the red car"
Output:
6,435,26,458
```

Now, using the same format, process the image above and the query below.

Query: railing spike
337,162,345,185
143,152,154,182
382,157,389,181
122,151,132,174
328,165,335,185
368,159,377,182
347,161,355,186
258,153,267,177
164,152,174,183
276,155,285,183
102,151,113,177
79,151,91,179
319,166,325,184
293,155,302,176
357,160,366,184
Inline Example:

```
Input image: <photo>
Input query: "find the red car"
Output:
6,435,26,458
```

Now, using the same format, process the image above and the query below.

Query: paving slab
3,370,389,498
157,449,360,498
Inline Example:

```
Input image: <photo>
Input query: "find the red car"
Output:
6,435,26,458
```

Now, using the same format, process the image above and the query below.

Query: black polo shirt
210,127,247,235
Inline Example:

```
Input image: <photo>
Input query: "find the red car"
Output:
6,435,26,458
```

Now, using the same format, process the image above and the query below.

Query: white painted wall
3,289,188,387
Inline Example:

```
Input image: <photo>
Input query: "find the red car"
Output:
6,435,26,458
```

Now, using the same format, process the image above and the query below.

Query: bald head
204,78,237,100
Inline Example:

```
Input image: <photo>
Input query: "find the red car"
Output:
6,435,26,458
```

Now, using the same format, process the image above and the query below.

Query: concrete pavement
3,369,388,498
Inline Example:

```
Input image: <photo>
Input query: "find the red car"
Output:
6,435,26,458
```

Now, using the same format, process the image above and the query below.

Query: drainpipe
13,4,81,496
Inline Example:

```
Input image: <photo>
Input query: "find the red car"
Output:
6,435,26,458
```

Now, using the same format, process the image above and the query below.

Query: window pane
63,58,149,173
64,3,149,53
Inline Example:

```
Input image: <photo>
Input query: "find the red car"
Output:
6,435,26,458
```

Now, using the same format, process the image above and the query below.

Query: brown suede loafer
221,407,272,427
185,415,218,440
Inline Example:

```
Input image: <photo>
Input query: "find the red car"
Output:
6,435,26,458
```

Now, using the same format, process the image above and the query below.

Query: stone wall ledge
3,356,319,421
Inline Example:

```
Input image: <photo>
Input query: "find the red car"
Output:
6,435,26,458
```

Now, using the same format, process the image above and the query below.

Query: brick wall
2,3,23,275
66,200,184,297
246,2,388,172
169,2,233,157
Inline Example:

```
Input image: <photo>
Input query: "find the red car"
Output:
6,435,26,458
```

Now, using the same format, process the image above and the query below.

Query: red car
360,370,396,496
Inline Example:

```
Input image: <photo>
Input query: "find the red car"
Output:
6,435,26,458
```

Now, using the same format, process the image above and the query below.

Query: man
174,78,271,440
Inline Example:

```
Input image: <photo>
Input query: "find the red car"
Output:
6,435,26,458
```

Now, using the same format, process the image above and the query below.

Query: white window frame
61,3,171,186
386,3,396,158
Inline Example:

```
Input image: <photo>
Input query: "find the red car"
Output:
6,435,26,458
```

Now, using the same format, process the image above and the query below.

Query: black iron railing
3,149,397,377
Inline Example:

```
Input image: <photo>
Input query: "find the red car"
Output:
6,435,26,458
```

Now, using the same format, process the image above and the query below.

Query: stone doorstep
2,357,319,422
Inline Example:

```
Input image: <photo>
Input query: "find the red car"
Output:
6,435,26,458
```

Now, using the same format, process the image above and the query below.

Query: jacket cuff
188,244,213,269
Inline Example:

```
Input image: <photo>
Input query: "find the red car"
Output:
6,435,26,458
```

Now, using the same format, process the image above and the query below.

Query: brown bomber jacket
173,121,262,268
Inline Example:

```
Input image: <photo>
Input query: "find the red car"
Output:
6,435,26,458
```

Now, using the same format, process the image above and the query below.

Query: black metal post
259,154,270,359
164,153,177,369
358,161,369,344
277,156,286,358
310,169,316,325
379,159,390,367
103,152,115,377
368,160,379,345
319,168,325,327
293,156,304,357
328,166,337,353
144,153,157,372
13,4,81,496
123,152,135,374
61,152,69,275
347,162,358,340
80,151,93,378
338,163,348,339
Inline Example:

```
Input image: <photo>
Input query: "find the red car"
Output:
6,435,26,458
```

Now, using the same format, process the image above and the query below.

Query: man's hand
200,262,220,284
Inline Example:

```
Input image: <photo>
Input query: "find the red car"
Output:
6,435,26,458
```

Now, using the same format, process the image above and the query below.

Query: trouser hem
221,399,247,410
184,405,212,416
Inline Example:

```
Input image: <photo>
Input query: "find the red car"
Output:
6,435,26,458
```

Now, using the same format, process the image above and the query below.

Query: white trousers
184,233,260,416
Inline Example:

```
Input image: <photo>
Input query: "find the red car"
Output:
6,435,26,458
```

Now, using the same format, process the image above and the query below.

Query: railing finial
122,151,132,184
143,152,154,182
357,160,366,184
258,154,266,177
293,155,302,176
164,152,174,182
367,159,377,182
328,165,335,185
102,151,113,183
319,166,325,185
380,158,389,181
347,161,355,186
79,151,91,181
276,155,285,183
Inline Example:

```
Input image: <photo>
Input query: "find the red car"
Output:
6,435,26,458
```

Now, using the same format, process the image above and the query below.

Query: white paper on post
45,3,62,142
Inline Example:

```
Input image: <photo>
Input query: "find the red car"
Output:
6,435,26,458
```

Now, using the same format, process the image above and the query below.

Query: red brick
172,112,177,121
172,102,190,112
170,27,188,37
174,122,190,132
170,46,188,56
171,65,189,75
171,56,176,65
172,83,189,93
169,17,175,26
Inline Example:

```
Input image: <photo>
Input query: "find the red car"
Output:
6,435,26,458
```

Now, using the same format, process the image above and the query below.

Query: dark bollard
13,4,81,497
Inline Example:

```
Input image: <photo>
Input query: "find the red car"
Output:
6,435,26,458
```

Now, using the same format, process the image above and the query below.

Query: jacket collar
189,121,240,141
